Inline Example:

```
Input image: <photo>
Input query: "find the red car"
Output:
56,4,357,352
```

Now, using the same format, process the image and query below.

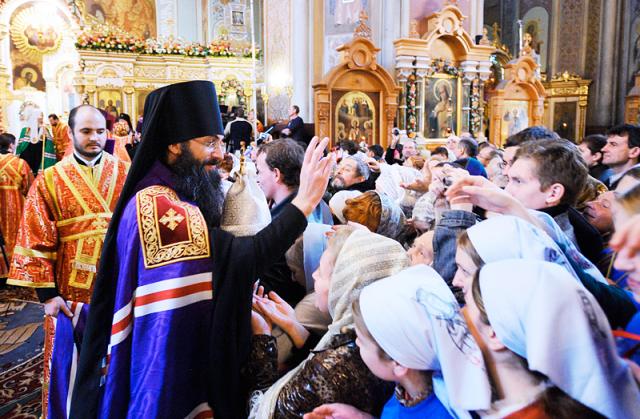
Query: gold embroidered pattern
136,185,210,269
159,208,185,231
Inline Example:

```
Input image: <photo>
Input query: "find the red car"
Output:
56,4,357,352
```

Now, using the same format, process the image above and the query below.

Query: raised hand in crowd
303,403,374,419
400,158,433,193
251,310,272,335
610,213,640,273
365,157,381,173
445,174,532,219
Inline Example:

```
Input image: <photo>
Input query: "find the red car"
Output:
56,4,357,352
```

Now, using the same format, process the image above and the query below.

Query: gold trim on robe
136,185,210,269
0,154,33,278
8,153,128,302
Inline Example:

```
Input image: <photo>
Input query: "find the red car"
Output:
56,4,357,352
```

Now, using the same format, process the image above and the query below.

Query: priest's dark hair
68,104,103,133
0,133,15,154
70,81,235,418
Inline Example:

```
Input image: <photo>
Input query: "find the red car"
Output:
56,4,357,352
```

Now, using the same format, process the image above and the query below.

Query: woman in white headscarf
451,215,579,296
451,214,636,329
306,265,491,419
443,173,636,328
466,259,640,418
246,228,410,418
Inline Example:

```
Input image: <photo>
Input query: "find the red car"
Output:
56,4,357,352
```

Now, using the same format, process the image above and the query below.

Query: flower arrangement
469,78,482,135
208,39,234,57
76,26,262,59
76,28,146,53
432,58,460,76
405,71,418,133
218,78,246,106
241,47,262,59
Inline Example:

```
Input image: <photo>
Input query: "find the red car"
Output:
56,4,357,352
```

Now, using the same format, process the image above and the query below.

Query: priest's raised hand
292,136,334,216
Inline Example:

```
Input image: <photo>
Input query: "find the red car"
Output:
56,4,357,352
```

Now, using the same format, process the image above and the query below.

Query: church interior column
264,0,293,123
470,0,485,39
379,0,404,75
156,0,179,39
594,0,618,127
0,23,10,131
400,0,411,38
291,0,310,121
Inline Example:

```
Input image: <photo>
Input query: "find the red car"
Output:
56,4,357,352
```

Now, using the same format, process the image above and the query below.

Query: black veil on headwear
70,80,223,418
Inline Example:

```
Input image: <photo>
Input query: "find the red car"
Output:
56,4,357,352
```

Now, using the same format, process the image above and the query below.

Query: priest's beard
169,144,224,230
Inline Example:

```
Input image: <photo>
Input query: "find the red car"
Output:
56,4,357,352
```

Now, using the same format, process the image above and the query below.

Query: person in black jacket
282,105,306,146
384,131,417,165
224,107,253,153
602,124,640,190
255,138,332,304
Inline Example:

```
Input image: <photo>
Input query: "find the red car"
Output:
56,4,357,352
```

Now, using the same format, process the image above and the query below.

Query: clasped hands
251,281,310,349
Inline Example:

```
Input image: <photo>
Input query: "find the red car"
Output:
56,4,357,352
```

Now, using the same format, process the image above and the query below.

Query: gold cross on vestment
159,208,185,231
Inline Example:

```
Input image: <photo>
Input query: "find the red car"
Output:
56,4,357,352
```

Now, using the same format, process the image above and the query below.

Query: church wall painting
84,0,157,39
500,100,529,144
12,64,45,91
333,90,377,144
629,16,640,93
425,75,459,139
9,1,67,92
209,0,256,44
97,90,123,119
324,0,370,73
522,6,549,72
136,91,151,120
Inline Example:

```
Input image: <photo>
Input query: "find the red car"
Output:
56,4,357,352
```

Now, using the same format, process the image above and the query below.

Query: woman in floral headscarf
342,191,410,243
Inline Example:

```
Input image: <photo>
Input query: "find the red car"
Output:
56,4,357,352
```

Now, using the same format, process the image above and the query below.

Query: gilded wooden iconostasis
76,51,256,125
486,55,545,147
394,5,493,149
625,73,640,126
313,13,400,149
542,72,590,142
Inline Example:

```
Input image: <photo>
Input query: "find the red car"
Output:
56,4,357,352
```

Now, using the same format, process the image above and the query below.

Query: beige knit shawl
249,229,410,418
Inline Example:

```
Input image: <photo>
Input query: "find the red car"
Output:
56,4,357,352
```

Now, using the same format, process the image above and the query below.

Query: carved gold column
384,103,397,148
0,23,11,132
123,85,135,115
316,102,330,141
243,83,253,111
85,85,97,106
625,73,640,125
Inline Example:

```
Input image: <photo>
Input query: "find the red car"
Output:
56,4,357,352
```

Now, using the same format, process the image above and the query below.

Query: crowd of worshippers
2,80,640,419
235,125,640,418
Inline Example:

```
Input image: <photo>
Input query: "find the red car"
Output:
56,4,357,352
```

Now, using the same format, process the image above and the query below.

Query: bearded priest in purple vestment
69,81,333,419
